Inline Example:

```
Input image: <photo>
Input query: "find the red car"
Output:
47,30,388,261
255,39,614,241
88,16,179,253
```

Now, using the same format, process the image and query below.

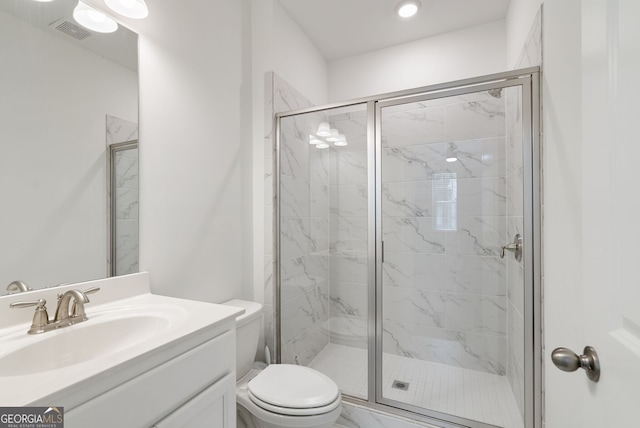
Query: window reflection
432,173,457,231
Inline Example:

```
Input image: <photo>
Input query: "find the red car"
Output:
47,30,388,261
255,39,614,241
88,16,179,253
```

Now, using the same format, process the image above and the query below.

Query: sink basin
0,304,186,377
0,273,244,408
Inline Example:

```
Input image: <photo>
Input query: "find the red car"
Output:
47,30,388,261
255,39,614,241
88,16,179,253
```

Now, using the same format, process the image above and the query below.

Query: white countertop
0,273,243,406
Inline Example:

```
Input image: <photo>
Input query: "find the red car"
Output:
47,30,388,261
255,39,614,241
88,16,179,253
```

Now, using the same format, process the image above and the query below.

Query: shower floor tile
309,343,523,428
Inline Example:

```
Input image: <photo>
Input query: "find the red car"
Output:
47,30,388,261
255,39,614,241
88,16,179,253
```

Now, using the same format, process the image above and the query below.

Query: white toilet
224,299,342,428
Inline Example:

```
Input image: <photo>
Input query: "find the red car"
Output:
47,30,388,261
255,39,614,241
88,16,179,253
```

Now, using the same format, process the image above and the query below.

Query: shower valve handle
500,234,522,261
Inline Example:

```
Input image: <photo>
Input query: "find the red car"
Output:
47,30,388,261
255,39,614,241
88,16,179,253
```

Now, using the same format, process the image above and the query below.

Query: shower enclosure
275,68,540,428
108,140,139,277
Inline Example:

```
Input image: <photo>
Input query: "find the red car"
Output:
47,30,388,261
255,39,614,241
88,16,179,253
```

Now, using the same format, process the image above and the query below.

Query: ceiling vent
49,18,93,41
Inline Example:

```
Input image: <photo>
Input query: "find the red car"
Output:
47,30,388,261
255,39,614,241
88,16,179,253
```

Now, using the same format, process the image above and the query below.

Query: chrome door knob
551,346,600,382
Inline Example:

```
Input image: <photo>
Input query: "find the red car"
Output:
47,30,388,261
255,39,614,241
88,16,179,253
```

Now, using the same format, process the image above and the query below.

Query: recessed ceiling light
396,0,421,18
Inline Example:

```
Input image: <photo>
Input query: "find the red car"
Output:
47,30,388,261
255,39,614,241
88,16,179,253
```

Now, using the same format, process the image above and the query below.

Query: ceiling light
316,122,331,137
316,143,330,149
73,1,118,33
396,0,421,18
105,0,149,19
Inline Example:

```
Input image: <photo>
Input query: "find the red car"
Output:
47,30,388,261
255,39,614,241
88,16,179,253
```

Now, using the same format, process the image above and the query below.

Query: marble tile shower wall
280,110,332,366
506,7,542,420
107,115,139,276
113,148,139,275
264,73,330,366
505,85,525,423
327,109,369,349
378,93,508,375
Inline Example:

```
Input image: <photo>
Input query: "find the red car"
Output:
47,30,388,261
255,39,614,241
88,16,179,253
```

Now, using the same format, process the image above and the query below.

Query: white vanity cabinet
63,326,236,428
152,372,235,428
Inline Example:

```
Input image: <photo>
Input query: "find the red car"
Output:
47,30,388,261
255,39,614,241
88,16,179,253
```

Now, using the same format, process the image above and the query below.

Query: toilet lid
248,364,339,410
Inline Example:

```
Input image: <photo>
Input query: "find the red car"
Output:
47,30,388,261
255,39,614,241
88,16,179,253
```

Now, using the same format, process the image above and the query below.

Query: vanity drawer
65,329,235,428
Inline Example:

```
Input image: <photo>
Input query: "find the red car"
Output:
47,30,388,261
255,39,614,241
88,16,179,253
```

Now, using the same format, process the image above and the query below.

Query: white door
544,0,640,426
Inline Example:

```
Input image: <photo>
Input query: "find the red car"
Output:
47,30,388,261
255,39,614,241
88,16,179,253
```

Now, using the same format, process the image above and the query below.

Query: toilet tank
222,299,263,380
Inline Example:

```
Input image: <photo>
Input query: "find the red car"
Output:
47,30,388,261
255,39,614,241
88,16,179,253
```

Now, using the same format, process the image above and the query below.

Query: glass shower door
377,84,528,428
277,103,370,400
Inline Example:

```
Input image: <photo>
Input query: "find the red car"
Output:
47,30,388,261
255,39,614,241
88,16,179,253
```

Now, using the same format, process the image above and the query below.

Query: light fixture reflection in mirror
105,0,149,19
73,0,118,33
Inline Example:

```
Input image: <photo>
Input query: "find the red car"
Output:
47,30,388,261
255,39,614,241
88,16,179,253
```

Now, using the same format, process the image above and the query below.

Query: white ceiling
278,0,512,61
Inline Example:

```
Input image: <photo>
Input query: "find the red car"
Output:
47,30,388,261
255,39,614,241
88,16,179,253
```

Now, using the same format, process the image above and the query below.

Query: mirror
0,0,139,294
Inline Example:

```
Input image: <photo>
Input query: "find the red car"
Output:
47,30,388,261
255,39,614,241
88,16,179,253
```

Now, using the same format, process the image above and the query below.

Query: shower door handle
500,234,522,261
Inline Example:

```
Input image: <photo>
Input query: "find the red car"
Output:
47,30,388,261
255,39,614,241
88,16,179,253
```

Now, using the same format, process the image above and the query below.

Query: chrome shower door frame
107,139,138,278
274,67,542,428
373,73,540,428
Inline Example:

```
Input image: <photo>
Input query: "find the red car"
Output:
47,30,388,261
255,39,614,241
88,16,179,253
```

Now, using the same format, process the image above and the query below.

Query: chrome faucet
54,289,90,323
10,287,100,334
6,280,32,294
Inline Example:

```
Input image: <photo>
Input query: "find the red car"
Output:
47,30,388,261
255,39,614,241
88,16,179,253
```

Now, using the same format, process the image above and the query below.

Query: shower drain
392,380,410,391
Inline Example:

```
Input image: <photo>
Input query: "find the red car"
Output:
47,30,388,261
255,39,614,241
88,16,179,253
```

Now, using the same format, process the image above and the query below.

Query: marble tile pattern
505,6,541,418
504,8,541,418
107,115,139,276
327,109,370,352
106,114,138,146
515,8,542,70
265,72,330,366
376,92,509,376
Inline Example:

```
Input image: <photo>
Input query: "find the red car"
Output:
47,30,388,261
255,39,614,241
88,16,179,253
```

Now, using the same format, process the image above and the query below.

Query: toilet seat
247,364,340,416
248,391,341,416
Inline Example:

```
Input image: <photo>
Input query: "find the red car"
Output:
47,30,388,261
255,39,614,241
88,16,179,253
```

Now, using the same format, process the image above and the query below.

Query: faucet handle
10,299,50,334
10,298,46,309
70,287,100,317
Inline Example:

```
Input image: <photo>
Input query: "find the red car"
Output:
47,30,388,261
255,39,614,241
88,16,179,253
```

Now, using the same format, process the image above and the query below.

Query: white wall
328,20,506,102
0,9,137,290
88,0,255,303
506,0,543,68
273,2,328,106
540,0,585,426
251,0,329,309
